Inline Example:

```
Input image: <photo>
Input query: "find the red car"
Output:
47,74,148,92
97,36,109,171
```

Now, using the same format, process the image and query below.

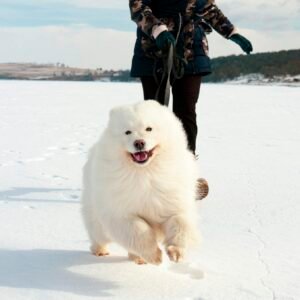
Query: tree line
111,49,300,82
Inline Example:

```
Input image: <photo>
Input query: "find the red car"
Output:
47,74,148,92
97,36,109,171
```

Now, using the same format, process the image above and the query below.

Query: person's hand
229,33,253,54
155,31,175,51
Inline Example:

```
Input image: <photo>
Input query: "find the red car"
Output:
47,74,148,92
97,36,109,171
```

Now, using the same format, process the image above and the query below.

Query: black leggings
141,75,201,153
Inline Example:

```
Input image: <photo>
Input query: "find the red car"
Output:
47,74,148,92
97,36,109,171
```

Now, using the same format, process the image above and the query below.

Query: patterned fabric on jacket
129,0,235,77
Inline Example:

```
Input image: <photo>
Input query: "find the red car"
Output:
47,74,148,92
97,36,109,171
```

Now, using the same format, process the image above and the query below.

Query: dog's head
105,100,187,167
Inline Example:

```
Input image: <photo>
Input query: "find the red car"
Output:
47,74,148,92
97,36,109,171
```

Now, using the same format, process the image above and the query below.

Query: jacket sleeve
129,0,164,37
196,0,235,38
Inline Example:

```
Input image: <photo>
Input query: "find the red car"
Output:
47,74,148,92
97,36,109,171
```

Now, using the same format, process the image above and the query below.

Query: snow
0,80,299,300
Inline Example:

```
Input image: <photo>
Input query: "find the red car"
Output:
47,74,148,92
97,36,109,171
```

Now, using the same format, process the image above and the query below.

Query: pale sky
0,0,299,69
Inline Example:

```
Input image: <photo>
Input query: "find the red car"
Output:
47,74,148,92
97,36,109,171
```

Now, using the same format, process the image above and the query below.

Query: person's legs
140,76,165,105
140,76,158,100
172,75,201,153
140,76,157,100
141,75,201,153
141,75,208,200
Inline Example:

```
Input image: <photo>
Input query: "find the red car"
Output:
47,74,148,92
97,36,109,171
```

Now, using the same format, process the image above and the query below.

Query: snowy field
0,80,299,300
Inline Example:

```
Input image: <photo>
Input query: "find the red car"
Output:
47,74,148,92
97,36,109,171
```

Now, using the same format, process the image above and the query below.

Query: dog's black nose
134,139,145,151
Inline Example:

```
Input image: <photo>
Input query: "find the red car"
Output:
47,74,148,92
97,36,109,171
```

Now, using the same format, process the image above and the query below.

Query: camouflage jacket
129,0,234,62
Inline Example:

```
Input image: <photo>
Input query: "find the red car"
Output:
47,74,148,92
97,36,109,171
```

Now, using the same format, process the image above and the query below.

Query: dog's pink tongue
133,151,148,162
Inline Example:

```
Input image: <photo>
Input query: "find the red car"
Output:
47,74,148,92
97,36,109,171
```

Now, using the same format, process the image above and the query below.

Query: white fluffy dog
81,100,199,265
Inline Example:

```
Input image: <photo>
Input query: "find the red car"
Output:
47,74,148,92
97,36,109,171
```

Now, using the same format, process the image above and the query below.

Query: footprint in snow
24,157,46,163
52,175,69,181
168,262,204,280
23,205,36,210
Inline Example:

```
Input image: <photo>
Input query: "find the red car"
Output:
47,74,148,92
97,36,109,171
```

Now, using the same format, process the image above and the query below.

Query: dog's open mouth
130,148,155,164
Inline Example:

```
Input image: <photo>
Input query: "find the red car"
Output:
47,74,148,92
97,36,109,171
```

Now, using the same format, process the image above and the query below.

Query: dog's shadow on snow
0,249,124,297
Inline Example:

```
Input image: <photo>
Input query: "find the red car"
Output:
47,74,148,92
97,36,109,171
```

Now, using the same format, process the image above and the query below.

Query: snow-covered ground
0,80,299,300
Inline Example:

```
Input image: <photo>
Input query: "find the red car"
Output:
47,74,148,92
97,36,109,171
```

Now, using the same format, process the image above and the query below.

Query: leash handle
163,44,174,107
155,13,182,107
155,43,174,107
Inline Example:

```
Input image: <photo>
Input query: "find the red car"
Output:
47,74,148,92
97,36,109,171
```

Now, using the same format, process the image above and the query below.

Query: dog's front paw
128,253,147,265
142,247,162,265
166,245,184,263
90,244,109,257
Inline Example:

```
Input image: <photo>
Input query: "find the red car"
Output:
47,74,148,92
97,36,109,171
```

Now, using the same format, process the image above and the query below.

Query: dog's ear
109,105,136,123
108,105,133,133
109,107,116,121
109,106,120,121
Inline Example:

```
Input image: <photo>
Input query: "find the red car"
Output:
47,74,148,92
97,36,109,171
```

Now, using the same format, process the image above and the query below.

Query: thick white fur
81,100,199,264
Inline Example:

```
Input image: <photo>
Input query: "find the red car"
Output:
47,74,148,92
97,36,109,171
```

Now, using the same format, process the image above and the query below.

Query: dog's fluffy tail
196,178,209,200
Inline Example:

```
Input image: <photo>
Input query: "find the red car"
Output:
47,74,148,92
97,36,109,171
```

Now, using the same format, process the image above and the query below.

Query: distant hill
0,63,114,81
0,49,299,85
204,49,300,83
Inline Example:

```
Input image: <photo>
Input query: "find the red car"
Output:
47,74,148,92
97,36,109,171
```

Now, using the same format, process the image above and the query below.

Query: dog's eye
125,130,132,135
146,127,152,132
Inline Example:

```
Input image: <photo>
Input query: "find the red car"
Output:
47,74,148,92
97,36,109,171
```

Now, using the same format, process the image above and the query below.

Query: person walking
129,0,253,199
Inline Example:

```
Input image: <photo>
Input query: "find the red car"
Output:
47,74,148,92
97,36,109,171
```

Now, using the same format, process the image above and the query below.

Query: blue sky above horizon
0,0,299,69
1,1,300,31
0,3,135,31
